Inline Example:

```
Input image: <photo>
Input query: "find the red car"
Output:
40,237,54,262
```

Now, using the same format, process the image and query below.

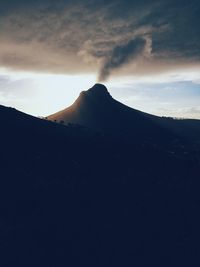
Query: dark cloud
0,0,200,80
98,37,147,81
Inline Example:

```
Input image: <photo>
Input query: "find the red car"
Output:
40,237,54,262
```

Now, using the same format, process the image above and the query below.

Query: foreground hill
0,92,200,266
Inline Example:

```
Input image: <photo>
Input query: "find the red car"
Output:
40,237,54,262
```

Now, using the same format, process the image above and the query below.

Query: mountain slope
48,84,177,144
48,83,200,145
47,84,160,130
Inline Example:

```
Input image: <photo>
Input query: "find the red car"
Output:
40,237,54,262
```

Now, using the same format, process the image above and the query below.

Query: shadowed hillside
47,84,166,136
48,83,200,145
0,86,200,266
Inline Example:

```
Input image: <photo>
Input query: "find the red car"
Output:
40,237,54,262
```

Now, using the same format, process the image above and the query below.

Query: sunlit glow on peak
30,73,97,116
0,69,97,116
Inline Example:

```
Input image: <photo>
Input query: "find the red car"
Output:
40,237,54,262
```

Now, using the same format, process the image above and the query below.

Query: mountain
48,84,166,135
0,89,200,266
48,83,200,145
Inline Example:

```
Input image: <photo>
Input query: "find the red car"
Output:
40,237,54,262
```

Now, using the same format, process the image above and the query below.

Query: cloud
98,37,147,81
0,0,200,80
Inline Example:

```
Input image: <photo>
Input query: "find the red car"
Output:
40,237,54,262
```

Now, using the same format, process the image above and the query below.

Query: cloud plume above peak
0,0,200,80
98,37,148,81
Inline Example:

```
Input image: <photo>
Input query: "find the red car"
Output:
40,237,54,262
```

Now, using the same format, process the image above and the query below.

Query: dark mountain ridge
48,84,163,133
48,83,200,146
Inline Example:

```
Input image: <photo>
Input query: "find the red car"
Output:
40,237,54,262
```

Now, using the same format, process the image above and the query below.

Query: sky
0,0,200,118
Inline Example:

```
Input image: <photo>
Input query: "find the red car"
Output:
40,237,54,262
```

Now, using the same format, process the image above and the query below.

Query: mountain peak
89,83,108,92
78,83,111,102
86,83,111,97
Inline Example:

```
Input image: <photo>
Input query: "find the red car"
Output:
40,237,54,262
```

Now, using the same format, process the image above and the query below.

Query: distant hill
48,83,200,145
47,84,168,136
0,87,200,266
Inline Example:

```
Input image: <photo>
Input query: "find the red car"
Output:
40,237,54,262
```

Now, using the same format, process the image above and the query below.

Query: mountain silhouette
48,83,200,145
48,84,177,143
48,83,159,131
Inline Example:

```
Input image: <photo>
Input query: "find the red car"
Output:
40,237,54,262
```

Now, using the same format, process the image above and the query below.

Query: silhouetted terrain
48,84,173,142
48,84,200,145
1,84,200,266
